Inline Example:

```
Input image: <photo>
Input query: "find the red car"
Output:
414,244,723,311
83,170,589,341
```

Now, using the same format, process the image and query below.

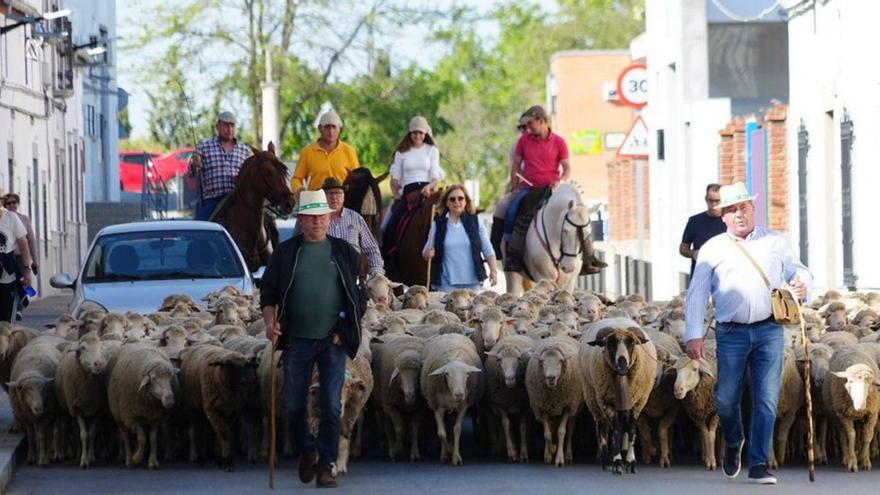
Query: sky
115,0,502,139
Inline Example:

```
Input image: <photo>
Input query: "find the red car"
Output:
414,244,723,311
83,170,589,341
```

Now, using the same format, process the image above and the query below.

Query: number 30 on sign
616,63,647,109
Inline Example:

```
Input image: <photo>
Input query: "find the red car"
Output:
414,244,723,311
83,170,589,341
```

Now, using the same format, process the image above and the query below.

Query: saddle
386,189,425,257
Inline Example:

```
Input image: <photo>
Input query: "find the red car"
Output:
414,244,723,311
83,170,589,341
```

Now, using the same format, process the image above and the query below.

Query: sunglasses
5,201,17,206
448,196,466,202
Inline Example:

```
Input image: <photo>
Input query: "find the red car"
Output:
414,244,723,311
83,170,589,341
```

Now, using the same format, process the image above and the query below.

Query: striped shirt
684,226,812,342
329,208,383,276
189,137,252,199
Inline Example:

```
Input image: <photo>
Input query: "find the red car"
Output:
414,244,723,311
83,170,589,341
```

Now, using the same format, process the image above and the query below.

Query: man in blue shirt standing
685,182,811,485
680,183,727,278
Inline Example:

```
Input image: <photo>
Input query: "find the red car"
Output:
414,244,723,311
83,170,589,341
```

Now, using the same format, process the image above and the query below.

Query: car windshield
121,154,158,165
83,229,244,283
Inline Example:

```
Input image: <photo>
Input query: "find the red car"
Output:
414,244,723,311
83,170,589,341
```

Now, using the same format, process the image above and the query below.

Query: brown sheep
823,301,849,331
485,335,536,462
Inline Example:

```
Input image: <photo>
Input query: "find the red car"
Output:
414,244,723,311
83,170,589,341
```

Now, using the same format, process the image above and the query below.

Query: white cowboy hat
297,190,334,215
715,181,757,211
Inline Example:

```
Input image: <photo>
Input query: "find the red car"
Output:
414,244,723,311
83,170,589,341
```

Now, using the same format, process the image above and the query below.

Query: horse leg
505,271,525,297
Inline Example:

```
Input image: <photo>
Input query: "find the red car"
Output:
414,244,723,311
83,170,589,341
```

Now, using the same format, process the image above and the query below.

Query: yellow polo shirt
291,140,360,192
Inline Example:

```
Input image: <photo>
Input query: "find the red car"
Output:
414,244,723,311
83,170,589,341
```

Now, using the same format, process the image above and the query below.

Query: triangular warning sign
617,116,649,158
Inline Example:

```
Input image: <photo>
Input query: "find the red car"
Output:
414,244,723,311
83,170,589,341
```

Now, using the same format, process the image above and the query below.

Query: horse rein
534,204,591,269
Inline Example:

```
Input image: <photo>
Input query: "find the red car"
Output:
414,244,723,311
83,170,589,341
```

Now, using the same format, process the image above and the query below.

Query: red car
153,147,195,181
119,151,160,192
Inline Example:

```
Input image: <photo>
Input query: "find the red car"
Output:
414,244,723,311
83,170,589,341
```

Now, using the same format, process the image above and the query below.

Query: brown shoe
298,450,317,484
315,463,338,488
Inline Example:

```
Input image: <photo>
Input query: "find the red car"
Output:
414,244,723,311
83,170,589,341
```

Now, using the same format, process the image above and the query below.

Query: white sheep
7,340,62,466
371,335,427,461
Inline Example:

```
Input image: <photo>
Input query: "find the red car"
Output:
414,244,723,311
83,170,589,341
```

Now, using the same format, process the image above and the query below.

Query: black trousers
0,282,17,322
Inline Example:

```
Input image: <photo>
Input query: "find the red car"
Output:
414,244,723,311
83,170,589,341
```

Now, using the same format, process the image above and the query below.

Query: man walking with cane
685,182,811,485
260,189,362,488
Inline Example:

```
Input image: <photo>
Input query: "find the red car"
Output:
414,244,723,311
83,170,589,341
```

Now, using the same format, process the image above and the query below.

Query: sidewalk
0,294,70,493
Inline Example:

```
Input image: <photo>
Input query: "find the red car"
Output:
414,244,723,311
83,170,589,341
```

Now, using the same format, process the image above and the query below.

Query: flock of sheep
3,275,880,477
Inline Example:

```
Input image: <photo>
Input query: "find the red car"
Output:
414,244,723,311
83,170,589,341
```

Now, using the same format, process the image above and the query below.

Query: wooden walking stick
796,298,816,482
425,203,436,289
269,327,278,489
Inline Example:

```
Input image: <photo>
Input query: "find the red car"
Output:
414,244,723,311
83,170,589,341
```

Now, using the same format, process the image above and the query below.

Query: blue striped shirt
684,226,812,342
328,208,384,276
423,214,495,286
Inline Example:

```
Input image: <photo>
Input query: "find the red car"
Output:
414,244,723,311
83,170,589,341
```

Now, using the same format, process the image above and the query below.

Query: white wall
787,0,880,292
0,0,89,295
641,0,731,300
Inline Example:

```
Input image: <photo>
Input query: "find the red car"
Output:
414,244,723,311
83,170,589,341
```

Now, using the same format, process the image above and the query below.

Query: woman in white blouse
383,116,445,248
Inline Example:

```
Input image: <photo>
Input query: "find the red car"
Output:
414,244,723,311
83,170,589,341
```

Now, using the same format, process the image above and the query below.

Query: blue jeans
714,318,783,468
194,196,223,221
282,336,347,466
503,188,532,235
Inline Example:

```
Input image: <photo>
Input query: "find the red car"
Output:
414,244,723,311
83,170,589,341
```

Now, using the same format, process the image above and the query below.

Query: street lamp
0,8,71,36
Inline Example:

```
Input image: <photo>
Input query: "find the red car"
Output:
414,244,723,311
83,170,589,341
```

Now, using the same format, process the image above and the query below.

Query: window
83,230,244,282
86,105,96,136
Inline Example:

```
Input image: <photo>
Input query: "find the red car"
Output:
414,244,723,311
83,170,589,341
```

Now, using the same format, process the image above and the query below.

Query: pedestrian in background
3,193,37,320
188,111,252,221
0,203,32,323
679,183,726,278
291,111,360,193
423,184,498,291
685,182,811,485
260,189,361,489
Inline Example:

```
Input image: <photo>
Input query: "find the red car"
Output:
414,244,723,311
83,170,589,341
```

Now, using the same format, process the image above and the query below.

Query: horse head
239,142,295,216
343,167,388,216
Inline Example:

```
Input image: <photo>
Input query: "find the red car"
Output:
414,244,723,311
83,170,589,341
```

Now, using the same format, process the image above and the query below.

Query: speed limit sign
616,63,647,108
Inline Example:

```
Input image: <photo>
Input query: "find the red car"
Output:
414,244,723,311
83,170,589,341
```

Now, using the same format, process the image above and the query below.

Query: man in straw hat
685,181,811,485
260,189,362,488
188,110,252,220
291,110,360,193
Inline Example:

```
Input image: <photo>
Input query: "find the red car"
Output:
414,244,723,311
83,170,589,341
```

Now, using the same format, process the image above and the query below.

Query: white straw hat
297,190,334,215
715,182,757,211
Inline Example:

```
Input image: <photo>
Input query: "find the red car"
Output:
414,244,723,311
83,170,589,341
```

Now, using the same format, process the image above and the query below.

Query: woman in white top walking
383,116,445,251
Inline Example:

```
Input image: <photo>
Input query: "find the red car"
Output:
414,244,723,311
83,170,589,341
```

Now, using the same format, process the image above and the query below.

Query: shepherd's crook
269,336,278,489
426,204,436,289
796,298,816,482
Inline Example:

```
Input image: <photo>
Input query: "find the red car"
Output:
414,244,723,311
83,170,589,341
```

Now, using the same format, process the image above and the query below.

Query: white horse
504,182,594,296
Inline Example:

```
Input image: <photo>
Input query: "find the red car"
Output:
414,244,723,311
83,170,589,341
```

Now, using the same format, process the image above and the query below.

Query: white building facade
1,0,89,295
786,0,880,292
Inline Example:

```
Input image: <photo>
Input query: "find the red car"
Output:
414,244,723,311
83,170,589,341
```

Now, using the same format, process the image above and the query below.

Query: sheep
371,335,427,461
0,323,39,392
637,329,683,467
44,316,79,338
444,288,476,321
577,295,606,323
524,336,581,467
7,340,62,466
526,322,582,341
212,299,241,326
259,342,286,460
55,332,111,468
373,315,409,336
180,344,258,471
409,322,469,340
494,293,517,310
222,336,270,461
762,346,805,469
159,294,202,312
469,307,513,359
793,342,833,463
360,301,391,329
579,318,657,474
820,331,859,350
206,324,246,343
851,308,878,328
420,333,484,466
107,344,178,469
823,301,849,331
822,345,880,472
658,309,686,344
339,354,374,474
402,285,429,310
671,355,719,470
484,335,536,462
420,309,461,325
365,273,401,307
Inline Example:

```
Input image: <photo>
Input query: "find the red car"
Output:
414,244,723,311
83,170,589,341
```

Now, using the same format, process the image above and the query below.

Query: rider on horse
290,110,360,193
188,111,253,221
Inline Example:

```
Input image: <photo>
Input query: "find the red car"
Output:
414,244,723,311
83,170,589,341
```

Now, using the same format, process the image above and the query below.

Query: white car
51,220,257,316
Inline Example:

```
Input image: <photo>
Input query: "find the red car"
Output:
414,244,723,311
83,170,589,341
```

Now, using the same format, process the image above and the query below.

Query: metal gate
797,121,809,266
840,112,856,290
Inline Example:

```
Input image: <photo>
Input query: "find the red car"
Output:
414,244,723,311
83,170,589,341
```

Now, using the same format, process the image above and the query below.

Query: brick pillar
606,158,650,240
719,123,736,184
765,102,788,232
731,119,747,183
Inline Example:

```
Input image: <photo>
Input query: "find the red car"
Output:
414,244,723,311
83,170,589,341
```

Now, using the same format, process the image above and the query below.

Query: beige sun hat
297,190,334,215
409,116,430,135
318,111,343,128
715,181,757,211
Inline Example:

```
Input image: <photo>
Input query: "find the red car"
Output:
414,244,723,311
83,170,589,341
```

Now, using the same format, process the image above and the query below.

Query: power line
710,0,782,22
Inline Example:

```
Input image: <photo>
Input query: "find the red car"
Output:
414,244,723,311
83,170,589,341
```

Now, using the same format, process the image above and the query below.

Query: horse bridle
534,204,591,269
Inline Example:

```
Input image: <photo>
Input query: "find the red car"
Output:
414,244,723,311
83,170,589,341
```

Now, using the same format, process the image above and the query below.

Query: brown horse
384,188,443,287
212,142,295,271
343,167,388,245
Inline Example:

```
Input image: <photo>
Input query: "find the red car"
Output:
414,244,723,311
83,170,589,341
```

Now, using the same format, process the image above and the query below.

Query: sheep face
662,314,686,342
588,328,648,375
537,348,569,389
825,308,848,332
76,336,108,375
551,290,575,307
444,290,474,321
10,376,53,416
403,288,429,310
831,364,880,411
672,358,712,399
169,301,193,318
475,310,506,350
852,311,877,328
806,346,833,387
215,301,241,326
578,299,604,323
557,310,580,330
640,305,661,325
366,274,399,306
429,361,481,402
377,316,407,336
139,366,176,409
390,356,422,405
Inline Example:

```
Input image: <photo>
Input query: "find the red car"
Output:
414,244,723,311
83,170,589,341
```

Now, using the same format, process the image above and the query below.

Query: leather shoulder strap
729,237,771,289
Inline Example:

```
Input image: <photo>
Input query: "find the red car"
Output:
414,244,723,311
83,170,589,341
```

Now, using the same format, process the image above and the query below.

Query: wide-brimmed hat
409,116,430,134
321,177,346,191
318,111,343,128
297,190,334,215
715,182,757,211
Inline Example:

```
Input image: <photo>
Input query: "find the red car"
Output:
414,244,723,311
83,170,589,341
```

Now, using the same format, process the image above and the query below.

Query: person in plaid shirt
188,111,252,220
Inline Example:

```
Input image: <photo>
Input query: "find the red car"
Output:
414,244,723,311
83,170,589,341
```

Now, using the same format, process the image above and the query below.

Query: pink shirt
515,130,569,188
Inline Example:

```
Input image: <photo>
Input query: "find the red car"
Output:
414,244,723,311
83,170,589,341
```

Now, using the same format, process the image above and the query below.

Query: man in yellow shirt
291,111,360,192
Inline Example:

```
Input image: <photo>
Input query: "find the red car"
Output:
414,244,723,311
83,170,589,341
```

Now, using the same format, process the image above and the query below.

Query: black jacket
259,234,362,359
